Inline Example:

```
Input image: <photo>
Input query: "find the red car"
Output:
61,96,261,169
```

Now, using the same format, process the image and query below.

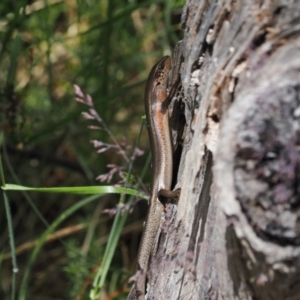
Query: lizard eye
157,64,164,73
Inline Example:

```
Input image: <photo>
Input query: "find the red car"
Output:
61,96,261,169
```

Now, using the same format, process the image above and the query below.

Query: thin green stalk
0,153,5,186
3,192,18,300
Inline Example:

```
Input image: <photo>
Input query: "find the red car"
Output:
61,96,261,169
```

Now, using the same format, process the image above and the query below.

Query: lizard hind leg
136,273,147,300
127,271,146,300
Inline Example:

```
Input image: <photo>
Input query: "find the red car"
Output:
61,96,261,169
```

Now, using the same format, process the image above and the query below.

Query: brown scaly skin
127,56,180,300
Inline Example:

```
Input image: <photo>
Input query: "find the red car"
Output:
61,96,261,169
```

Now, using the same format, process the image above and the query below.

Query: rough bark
146,0,300,299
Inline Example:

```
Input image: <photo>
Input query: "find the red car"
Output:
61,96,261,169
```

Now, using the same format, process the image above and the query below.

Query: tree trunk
146,0,300,299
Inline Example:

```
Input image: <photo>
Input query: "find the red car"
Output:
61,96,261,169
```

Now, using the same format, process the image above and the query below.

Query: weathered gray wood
145,1,300,299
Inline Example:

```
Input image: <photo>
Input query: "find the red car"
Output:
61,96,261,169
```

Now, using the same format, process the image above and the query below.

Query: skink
127,56,180,300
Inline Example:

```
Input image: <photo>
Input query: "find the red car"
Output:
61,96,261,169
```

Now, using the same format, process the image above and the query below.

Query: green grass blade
2,184,147,199
90,195,131,299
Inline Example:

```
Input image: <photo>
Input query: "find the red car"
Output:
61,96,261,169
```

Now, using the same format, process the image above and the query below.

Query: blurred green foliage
0,0,183,299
